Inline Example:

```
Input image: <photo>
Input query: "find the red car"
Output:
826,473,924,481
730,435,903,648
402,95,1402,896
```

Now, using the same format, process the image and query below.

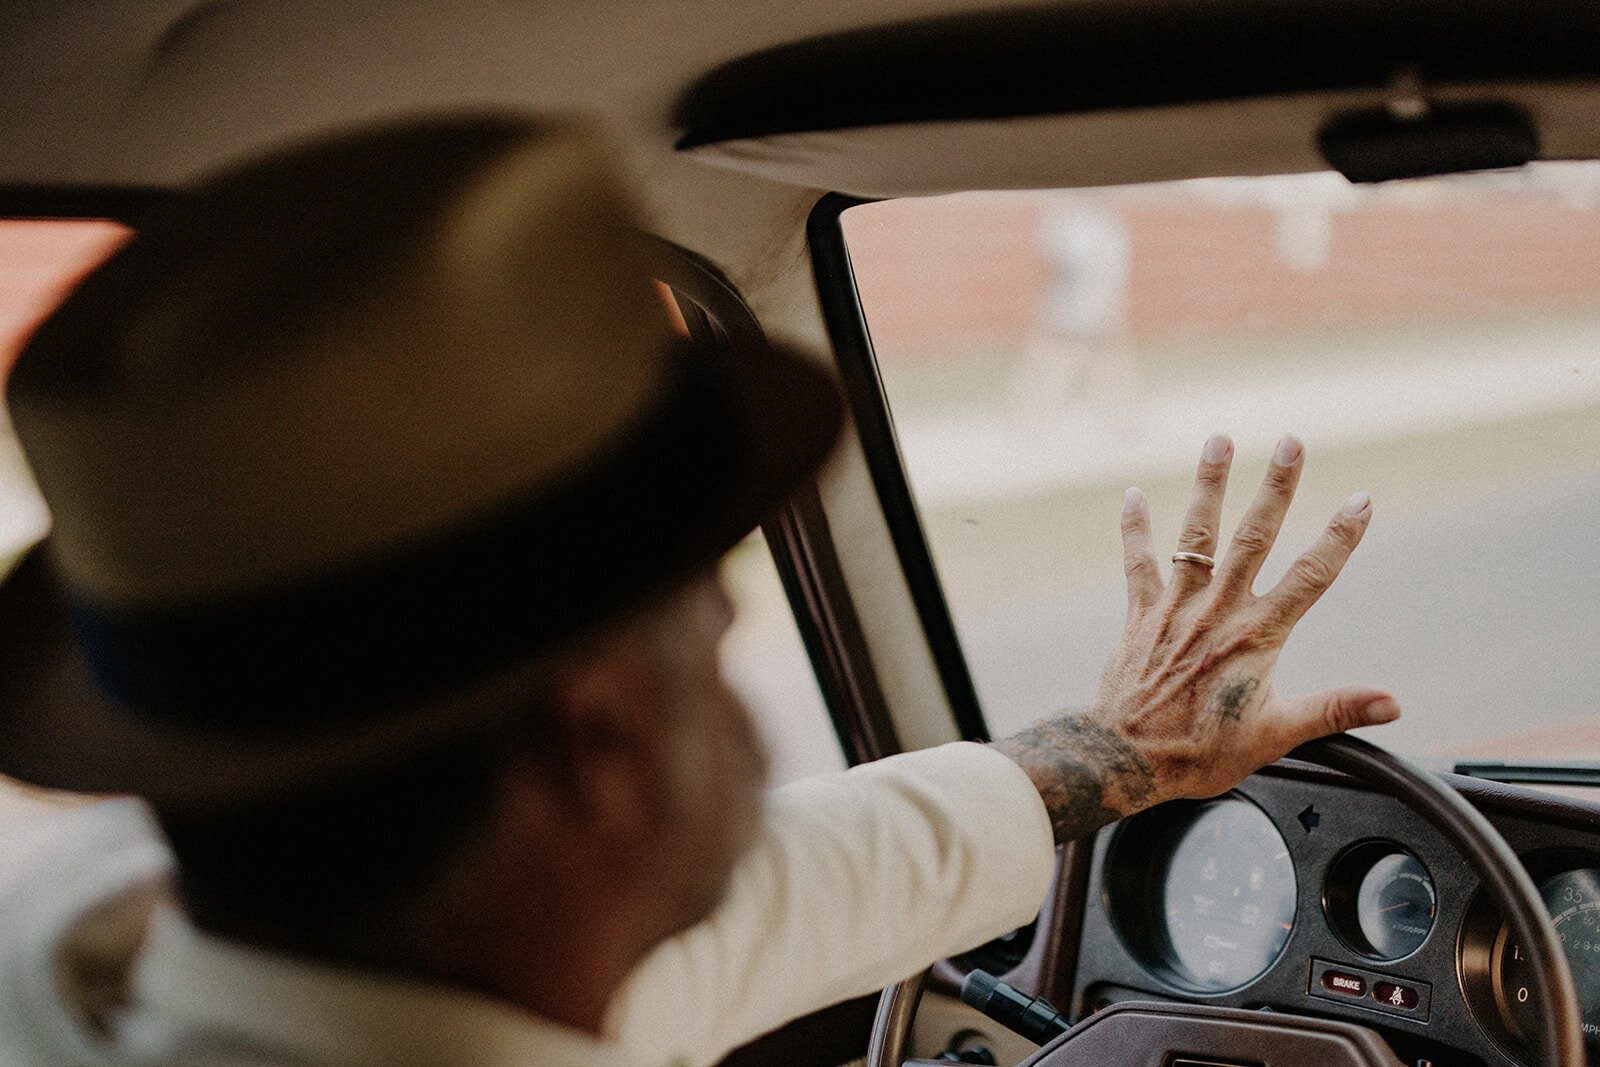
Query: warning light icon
1372,982,1419,1011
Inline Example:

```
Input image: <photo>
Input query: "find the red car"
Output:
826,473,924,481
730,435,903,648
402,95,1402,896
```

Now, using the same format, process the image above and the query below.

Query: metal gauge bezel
1459,847,1600,1062
1103,793,1298,995
1323,840,1437,963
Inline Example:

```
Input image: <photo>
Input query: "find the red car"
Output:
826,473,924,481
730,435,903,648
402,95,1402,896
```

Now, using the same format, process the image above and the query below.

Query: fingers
1214,434,1304,597
1121,487,1161,616
1170,434,1233,594
1272,685,1401,750
1258,491,1373,631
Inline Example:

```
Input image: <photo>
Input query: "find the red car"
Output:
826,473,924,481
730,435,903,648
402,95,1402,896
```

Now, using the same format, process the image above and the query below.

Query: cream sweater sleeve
604,742,1057,1067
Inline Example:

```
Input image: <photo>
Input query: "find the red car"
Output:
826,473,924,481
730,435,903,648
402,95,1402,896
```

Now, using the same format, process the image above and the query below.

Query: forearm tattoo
996,714,1155,844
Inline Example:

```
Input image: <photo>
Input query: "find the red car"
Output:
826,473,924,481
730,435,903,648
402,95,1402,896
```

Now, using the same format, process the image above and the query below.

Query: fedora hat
0,115,842,808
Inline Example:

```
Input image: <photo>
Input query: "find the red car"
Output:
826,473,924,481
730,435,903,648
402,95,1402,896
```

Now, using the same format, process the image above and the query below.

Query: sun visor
672,1,1600,197
679,84,1600,198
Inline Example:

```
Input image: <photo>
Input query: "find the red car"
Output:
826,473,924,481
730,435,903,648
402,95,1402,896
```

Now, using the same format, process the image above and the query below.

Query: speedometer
1494,869,1600,1058
1105,795,1297,993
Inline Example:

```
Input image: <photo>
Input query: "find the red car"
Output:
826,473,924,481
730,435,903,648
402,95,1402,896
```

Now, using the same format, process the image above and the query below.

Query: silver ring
1171,552,1216,568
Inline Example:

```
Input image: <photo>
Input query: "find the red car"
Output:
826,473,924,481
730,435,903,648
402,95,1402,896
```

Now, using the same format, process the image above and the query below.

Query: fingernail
1274,434,1303,465
1364,697,1401,725
1202,433,1231,463
1123,487,1143,513
1341,491,1371,517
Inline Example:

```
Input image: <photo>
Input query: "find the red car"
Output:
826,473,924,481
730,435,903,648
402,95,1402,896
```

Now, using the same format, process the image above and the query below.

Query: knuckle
1228,618,1276,654
1261,464,1297,493
1255,596,1297,635
1229,520,1275,555
1192,597,1237,634
1177,519,1214,547
1289,552,1335,591
1326,513,1364,546
1189,614,1263,657
1322,697,1363,734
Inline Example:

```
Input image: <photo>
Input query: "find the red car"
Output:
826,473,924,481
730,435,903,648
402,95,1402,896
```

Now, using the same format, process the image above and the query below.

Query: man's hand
993,433,1400,844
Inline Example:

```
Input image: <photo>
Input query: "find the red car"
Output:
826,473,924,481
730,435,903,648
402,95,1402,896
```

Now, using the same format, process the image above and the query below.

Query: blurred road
899,320,1600,510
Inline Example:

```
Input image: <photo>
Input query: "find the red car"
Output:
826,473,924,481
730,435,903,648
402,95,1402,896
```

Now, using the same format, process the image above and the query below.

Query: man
0,115,1397,1066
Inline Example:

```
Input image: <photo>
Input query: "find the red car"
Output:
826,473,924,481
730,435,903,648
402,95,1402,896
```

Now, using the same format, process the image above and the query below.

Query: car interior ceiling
6,2,1600,1066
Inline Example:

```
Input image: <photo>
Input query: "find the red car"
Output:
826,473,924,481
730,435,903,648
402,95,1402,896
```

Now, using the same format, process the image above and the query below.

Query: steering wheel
867,734,1583,1067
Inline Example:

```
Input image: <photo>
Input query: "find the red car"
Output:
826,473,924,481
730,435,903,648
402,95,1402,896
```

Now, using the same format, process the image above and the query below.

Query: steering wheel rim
868,734,1583,1067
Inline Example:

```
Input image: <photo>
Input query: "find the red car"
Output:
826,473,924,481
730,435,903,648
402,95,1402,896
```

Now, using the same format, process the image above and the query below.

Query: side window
720,531,846,785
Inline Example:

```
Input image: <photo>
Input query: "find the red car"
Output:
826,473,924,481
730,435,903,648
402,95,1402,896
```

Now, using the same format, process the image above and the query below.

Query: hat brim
0,335,842,809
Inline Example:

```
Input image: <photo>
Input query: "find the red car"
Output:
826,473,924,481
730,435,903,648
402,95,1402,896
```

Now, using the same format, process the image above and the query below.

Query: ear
506,641,670,849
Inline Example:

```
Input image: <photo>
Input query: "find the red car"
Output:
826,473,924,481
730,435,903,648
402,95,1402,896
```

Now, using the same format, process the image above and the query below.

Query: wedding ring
1171,552,1216,568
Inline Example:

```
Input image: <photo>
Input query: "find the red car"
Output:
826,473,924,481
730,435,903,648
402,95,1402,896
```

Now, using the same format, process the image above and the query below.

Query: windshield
841,165,1600,764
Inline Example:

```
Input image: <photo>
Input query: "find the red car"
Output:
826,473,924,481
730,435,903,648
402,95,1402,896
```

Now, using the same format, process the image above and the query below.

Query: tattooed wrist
992,713,1155,844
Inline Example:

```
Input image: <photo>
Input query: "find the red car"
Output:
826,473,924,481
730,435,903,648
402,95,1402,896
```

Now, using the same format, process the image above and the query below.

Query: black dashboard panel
1067,762,1600,1067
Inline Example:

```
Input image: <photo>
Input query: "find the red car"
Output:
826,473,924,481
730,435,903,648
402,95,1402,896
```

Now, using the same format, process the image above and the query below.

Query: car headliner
8,2,1600,256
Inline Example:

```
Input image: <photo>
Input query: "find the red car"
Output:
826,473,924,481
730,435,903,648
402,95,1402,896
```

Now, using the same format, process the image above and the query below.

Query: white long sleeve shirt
0,742,1057,1067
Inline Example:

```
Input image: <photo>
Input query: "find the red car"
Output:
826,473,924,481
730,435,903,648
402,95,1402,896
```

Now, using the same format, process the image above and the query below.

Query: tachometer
1105,795,1297,993
1325,843,1436,961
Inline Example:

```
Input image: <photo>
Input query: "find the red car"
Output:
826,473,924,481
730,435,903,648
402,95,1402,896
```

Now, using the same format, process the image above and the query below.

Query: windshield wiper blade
1453,761,1600,786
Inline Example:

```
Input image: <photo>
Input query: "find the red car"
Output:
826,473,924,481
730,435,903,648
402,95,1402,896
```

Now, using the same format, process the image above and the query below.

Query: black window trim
646,236,904,765
804,194,990,745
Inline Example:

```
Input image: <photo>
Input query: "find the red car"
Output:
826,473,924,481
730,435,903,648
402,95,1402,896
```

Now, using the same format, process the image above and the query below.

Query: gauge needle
1378,902,1415,913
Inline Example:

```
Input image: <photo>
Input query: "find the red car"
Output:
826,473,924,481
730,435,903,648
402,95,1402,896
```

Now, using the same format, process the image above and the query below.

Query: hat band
70,349,743,734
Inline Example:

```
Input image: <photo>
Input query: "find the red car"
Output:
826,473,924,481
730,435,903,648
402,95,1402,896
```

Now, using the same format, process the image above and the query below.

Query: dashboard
1051,761,1600,1067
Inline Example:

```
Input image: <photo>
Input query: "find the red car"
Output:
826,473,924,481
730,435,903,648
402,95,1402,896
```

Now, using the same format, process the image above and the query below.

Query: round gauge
1325,844,1436,961
1105,795,1297,993
1356,853,1436,958
1493,868,1600,1059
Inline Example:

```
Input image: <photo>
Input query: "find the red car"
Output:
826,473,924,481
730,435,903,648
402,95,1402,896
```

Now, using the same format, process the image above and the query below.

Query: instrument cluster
1071,768,1600,1066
